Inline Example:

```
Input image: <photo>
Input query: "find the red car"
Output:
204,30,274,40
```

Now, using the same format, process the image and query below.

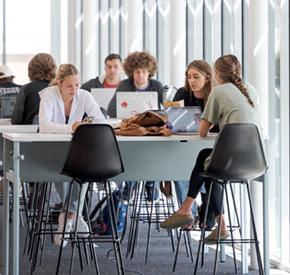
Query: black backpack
90,190,128,235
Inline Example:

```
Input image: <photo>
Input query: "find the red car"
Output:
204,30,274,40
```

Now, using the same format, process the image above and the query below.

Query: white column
82,0,98,83
126,0,143,53
169,0,186,88
248,0,268,271
67,0,77,65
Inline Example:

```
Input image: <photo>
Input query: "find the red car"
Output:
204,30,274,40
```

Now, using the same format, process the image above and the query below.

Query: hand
72,121,83,133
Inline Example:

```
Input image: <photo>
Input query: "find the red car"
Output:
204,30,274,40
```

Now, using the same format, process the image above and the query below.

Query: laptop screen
91,88,116,110
116,91,158,118
165,106,202,134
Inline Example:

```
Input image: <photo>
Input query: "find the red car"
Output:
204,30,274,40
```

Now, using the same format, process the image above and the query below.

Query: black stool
194,123,267,275
55,124,125,275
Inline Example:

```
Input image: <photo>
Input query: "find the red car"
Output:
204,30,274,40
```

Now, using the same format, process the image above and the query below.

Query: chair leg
68,182,83,275
213,183,225,275
194,181,213,275
225,182,238,273
246,182,264,275
55,180,73,275
105,181,125,275
172,229,183,272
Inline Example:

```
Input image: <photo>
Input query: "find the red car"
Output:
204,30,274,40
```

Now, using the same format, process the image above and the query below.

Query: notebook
116,91,159,118
165,106,202,134
91,88,116,110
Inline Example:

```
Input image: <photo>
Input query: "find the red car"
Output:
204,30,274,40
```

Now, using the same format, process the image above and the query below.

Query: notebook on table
91,88,116,110
116,91,159,118
165,106,202,134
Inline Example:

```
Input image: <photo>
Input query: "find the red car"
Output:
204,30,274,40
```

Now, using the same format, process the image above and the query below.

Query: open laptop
165,106,202,134
116,91,158,118
91,88,116,110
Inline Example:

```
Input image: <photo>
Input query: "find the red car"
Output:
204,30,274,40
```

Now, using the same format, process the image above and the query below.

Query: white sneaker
53,212,74,247
75,215,89,238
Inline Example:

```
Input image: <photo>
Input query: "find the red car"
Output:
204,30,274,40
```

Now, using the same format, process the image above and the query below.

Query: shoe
53,213,73,247
182,215,199,230
75,215,89,238
160,212,194,229
204,228,230,244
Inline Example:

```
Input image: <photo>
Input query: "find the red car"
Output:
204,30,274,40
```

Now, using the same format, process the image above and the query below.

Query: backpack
198,193,216,229
90,190,128,236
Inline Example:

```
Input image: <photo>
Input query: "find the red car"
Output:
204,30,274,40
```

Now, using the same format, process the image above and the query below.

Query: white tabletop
2,132,216,142
0,125,38,133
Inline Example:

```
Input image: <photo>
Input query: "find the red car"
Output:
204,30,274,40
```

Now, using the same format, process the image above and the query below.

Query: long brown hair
50,64,79,86
214,54,254,107
184,60,213,104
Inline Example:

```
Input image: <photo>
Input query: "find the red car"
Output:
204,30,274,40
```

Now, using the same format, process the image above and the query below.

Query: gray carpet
0,206,262,275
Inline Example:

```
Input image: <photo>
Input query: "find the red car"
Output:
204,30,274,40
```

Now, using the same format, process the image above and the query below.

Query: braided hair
214,55,254,107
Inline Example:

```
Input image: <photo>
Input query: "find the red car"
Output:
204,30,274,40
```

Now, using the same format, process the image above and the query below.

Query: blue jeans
174,181,205,216
55,182,88,214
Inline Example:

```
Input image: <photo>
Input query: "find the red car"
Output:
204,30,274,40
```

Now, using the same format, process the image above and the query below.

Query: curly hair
214,54,254,107
123,51,157,79
50,64,79,86
184,60,213,104
28,53,56,81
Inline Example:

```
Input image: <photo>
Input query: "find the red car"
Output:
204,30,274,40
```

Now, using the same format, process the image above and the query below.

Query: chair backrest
61,124,124,182
206,123,267,181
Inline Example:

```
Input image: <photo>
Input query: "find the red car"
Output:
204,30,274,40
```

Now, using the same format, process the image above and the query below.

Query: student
0,65,21,118
107,51,164,118
39,64,106,246
172,60,213,228
81,53,123,91
12,53,57,124
161,54,260,242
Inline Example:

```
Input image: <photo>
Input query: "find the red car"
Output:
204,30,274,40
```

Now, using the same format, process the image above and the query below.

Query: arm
39,92,72,133
84,93,107,123
199,119,212,137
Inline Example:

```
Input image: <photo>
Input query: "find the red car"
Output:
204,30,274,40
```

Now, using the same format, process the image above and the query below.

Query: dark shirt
173,87,205,111
12,80,49,124
0,83,22,118
107,78,164,118
81,77,103,91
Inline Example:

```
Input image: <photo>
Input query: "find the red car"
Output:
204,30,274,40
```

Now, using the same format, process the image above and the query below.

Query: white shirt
39,86,106,133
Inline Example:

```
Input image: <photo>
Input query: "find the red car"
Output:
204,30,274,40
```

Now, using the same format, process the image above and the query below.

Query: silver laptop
91,88,116,110
165,106,202,134
116,91,158,118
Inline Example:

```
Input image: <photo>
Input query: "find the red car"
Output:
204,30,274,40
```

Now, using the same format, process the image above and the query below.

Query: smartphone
82,116,94,123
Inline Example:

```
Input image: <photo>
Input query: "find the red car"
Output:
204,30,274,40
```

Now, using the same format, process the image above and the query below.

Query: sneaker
204,228,230,244
53,213,73,247
75,215,89,238
160,212,194,229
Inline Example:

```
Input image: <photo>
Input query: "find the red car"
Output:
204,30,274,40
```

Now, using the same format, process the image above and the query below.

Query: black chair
55,124,125,275
194,123,267,275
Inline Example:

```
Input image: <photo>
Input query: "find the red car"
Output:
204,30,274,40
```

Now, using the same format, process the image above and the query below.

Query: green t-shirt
202,82,260,129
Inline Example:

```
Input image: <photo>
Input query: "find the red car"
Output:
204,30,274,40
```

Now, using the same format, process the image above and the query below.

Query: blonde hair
184,60,213,104
50,64,79,86
214,54,254,107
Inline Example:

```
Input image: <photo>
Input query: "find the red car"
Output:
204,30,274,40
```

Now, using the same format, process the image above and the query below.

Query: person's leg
174,181,198,217
161,149,212,229
176,148,213,215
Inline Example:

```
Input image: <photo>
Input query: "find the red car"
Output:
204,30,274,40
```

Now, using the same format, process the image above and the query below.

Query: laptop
165,106,202,134
91,88,116,110
116,91,159,118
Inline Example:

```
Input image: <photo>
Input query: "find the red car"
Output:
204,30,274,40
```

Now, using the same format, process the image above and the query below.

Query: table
2,132,269,275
